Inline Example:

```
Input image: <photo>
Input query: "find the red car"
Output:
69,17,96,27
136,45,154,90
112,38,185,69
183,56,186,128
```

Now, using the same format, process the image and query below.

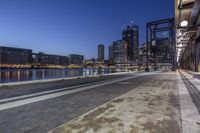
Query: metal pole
150,28,155,70
171,20,176,71
194,40,198,72
153,29,157,70
146,24,149,72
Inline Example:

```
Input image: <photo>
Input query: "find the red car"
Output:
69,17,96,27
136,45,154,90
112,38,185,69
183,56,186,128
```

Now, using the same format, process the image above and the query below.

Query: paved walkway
177,70,200,133
49,72,181,133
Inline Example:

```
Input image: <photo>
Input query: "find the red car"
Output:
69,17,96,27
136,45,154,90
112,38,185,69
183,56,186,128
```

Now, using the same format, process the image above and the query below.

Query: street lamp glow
180,20,188,27
178,36,183,42
178,48,181,52
178,44,183,47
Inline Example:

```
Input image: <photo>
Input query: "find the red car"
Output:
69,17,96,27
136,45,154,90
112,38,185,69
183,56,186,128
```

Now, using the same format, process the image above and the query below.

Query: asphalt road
0,71,171,133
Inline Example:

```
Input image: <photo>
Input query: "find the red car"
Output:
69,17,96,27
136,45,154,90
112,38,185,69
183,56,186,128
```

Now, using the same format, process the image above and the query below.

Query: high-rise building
112,40,128,65
122,25,139,64
109,45,113,63
98,44,104,62
0,46,32,64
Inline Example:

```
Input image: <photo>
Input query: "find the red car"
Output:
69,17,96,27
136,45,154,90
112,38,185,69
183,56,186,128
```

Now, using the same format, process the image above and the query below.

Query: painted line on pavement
0,72,156,111
0,78,124,104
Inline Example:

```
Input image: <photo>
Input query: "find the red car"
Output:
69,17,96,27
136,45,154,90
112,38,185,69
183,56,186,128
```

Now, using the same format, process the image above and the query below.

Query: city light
177,51,180,56
180,20,188,27
178,43,183,47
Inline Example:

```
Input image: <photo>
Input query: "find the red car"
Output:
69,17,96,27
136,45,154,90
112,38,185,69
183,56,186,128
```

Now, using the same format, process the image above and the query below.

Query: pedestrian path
181,70,200,91
177,70,200,133
48,72,181,133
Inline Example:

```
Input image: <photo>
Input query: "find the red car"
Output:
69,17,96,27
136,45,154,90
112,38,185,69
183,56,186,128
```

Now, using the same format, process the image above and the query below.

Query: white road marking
0,79,116,103
0,72,156,111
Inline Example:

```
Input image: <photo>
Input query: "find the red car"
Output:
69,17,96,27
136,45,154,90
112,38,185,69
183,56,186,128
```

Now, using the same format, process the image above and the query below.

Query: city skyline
0,0,174,59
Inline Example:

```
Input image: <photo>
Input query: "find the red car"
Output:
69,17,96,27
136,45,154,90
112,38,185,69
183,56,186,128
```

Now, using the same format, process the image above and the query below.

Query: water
0,68,119,83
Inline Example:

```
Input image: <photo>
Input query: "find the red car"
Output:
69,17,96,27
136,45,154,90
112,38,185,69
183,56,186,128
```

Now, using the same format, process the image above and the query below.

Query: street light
180,20,188,27
178,44,183,47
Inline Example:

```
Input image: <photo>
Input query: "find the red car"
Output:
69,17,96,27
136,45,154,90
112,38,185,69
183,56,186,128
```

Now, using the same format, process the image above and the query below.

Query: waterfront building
60,56,68,66
98,44,104,62
122,25,139,64
33,52,49,65
50,55,60,65
49,55,63,65
112,40,128,65
84,58,96,67
33,52,68,66
0,46,32,65
69,54,84,65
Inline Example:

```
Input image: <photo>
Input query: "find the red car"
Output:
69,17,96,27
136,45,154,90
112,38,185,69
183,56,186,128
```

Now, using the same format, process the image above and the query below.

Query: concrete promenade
0,70,200,133
49,70,200,133
49,71,181,133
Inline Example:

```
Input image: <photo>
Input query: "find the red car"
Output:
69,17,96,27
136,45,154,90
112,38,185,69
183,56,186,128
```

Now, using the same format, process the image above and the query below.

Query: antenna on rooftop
131,20,134,25
122,24,125,31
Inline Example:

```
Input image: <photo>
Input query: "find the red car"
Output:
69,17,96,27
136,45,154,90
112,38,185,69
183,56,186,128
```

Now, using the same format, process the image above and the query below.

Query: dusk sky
0,0,174,59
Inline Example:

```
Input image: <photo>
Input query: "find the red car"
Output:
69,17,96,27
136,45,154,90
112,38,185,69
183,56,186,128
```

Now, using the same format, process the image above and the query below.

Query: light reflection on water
0,68,117,83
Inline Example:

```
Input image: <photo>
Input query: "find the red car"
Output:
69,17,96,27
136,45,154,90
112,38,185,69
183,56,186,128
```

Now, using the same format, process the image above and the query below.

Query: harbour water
0,68,119,83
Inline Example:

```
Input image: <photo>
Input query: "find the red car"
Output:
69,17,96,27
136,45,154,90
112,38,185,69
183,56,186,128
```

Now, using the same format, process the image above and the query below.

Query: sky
0,0,174,59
